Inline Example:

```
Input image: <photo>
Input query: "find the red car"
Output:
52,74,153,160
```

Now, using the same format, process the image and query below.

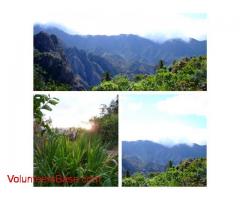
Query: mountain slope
34,32,119,90
34,32,85,90
64,47,118,87
34,25,207,68
158,38,206,64
122,140,206,175
122,158,207,186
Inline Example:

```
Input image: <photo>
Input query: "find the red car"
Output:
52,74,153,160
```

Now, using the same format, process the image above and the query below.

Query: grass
34,132,118,186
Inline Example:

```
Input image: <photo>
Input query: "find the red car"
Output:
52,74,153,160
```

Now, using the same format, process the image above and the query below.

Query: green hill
93,56,207,91
122,158,207,187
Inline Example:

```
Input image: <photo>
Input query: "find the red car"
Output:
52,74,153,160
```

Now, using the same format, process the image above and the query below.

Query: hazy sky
34,0,207,40
42,92,117,129
120,93,207,146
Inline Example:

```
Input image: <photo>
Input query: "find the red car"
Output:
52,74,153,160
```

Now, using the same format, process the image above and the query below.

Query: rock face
34,32,61,52
34,32,85,90
34,32,119,90
64,47,117,87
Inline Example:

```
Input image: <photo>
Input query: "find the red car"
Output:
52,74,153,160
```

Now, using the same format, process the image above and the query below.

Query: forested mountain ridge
34,24,206,68
122,140,206,175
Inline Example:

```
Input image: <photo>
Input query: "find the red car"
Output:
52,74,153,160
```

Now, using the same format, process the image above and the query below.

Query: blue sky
120,93,207,145
34,0,207,41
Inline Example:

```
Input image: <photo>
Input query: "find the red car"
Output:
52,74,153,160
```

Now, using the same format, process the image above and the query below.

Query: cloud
156,93,207,116
120,93,207,145
33,0,207,40
121,118,207,146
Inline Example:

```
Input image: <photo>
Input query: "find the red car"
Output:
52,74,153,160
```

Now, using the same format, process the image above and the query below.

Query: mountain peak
34,31,59,52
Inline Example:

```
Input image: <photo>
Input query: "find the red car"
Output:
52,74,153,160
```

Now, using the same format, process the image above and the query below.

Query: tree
108,95,118,114
134,74,145,82
102,72,111,81
92,81,118,91
122,158,206,187
122,173,146,186
89,96,118,149
159,59,164,68
93,56,207,91
126,170,130,178
155,59,165,72
34,64,72,91
99,104,108,116
166,160,173,169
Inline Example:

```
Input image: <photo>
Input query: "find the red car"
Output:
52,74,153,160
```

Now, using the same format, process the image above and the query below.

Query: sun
79,121,92,130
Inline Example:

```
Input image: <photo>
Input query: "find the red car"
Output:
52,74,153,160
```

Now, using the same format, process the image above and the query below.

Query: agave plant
34,132,118,186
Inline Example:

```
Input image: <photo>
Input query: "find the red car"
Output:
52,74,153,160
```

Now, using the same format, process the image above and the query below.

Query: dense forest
122,158,206,186
33,94,118,186
93,56,206,91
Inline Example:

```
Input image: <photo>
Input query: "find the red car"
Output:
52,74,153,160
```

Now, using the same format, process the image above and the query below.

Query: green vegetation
122,158,206,187
34,94,118,186
92,56,207,91
34,64,72,91
34,133,118,186
90,97,118,149
34,94,59,133
34,49,73,91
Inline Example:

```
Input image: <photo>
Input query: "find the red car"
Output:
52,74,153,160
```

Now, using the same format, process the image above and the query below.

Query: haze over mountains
34,24,206,90
122,140,206,175
34,24,206,65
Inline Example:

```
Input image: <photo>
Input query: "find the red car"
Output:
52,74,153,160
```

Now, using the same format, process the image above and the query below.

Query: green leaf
48,99,59,105
41,104,52,111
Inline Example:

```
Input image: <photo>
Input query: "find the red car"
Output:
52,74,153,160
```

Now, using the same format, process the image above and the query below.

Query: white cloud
156,93,207,116
121,118,207,146
33,0,207,40
120,93,207,145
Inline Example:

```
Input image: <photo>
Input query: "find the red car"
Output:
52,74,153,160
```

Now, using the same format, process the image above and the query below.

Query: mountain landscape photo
33,24,207,91
121,93,207,186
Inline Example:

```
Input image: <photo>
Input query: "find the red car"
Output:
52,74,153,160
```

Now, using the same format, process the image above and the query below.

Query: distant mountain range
34,24,206,90
34,25,206,65
122,140,206,175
